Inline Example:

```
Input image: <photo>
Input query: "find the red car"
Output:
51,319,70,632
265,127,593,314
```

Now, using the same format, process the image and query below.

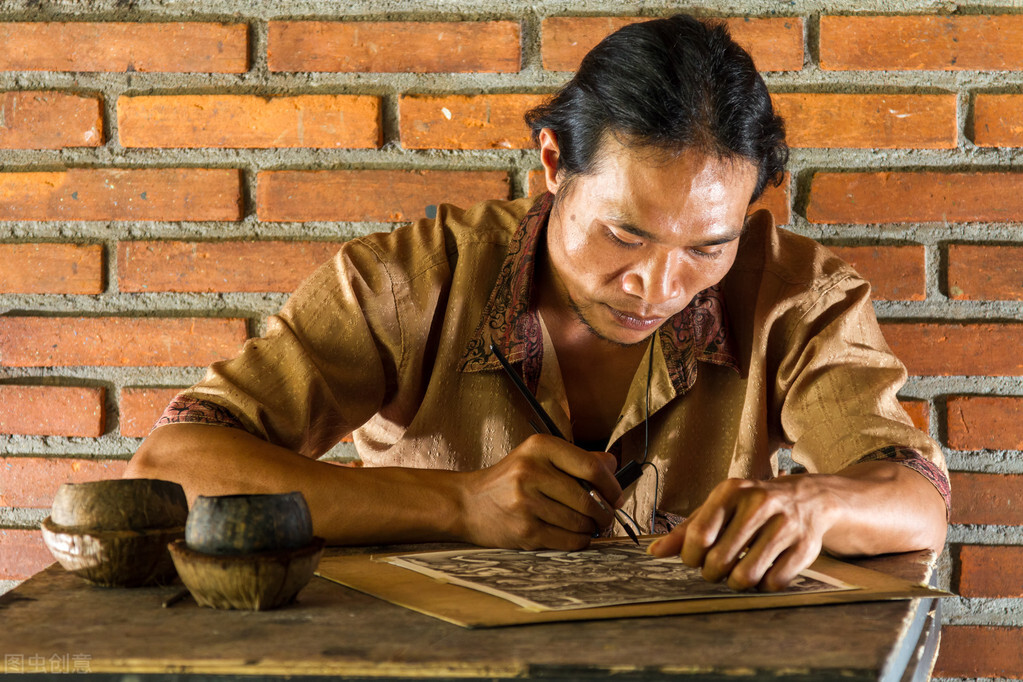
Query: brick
0,457,126,508
881,323,1023,376
118,95,381,149
820,15,1023,71
0,244,104,294
947,396,1023,450
528,170,792,226
257,170,511,222
899,399,929,432
0,23,248,73
772,93,956,149
541,17,803,72
750,180,791,227
0,169,243,222
948,244,1023,301
119,388,183,438
807,172,1023,224
935,626,1023,678
0,317,247,367
827,245,925,301
950,472,1023,525
0,386,105,437
528,170,547,198
400,94,545,150
269,21,521,73
975,94,1023,147
118,241,341,293
956,545,1023,598
0,91,102,149
0,529,51,581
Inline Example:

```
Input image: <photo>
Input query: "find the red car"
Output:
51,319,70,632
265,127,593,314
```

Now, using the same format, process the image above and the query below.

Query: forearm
814,460,948,557
125,423,467,545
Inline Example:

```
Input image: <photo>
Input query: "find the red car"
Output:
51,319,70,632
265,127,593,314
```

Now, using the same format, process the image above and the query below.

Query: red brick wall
1,6,1021,675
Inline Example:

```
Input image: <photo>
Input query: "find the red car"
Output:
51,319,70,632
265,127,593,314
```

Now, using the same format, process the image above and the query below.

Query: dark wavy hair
525,14,788,201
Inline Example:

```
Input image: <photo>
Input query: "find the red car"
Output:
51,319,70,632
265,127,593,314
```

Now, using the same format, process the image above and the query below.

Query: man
126,15,949,592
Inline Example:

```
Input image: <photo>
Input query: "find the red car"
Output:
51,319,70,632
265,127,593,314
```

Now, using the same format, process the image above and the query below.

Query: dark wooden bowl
40,517,184,587
168,537,325,610
185,492,313,555
50,478,187,531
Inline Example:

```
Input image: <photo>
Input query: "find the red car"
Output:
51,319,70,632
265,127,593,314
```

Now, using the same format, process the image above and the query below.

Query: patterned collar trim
458,192,739,395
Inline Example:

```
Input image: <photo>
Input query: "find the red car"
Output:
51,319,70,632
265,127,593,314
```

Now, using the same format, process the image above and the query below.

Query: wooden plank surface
0,547,940,680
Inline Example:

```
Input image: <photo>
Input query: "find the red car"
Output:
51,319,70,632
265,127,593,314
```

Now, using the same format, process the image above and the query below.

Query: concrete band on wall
0,1,1021,676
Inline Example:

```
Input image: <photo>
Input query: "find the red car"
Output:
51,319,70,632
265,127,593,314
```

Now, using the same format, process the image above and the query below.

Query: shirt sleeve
775,272,951,518
152,235,404,459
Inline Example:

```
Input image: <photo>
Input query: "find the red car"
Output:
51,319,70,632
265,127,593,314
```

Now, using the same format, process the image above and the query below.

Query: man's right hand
456,434,623,550
128,425,623,549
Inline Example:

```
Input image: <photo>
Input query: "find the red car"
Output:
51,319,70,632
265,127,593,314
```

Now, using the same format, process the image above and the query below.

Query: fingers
757,540,821,592
464,435,621,549
647,505,700,557
513,435,621,520
532,473,614,532
544,440,624,509
698,487,777,583
650,481,750,571
724,514,807,591
647,478,825,591
504,512,596,552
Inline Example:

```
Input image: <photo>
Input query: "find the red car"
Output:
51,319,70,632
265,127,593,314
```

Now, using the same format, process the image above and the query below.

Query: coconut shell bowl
40,478,188,587
168,492,325,611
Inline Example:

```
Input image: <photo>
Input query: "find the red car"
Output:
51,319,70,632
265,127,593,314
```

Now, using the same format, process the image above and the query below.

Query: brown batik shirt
156,193,951,532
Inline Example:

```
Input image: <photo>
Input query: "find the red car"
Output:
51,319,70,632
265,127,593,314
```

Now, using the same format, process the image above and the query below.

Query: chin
605,328,659,348
588,318,659,348
570,296,661,346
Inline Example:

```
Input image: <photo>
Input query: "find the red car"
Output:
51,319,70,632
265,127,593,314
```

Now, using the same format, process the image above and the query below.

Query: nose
622,250,683,306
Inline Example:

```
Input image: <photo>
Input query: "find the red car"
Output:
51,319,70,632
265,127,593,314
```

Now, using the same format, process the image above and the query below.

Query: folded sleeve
775,273,951,517
153,237,404,459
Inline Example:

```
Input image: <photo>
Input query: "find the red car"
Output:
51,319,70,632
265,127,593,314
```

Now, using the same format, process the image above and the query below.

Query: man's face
541,133,759,347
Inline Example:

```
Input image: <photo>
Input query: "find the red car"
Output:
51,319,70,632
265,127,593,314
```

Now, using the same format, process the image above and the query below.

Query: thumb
592,450,618,473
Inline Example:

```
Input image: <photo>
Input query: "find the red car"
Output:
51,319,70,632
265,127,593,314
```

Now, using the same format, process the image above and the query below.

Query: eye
605,227,642,249
690,248,723,260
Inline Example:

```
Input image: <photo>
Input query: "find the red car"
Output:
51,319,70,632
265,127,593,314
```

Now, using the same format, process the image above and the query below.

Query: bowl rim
168,536,325,563
41,516,186,538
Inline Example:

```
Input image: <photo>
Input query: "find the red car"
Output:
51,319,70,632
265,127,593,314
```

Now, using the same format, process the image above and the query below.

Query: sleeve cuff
151,394,249,435
853,445,951,520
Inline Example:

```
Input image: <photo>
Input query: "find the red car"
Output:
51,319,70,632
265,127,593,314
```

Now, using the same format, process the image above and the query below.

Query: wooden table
0,547,941,682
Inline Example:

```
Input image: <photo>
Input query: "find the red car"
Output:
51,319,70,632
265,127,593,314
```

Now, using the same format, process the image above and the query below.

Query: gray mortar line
0,0,989,18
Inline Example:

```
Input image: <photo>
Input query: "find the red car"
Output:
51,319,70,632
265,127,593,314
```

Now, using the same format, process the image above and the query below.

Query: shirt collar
459,192,739,395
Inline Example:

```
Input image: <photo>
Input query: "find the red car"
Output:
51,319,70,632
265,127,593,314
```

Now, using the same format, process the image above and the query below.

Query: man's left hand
646,476,833,592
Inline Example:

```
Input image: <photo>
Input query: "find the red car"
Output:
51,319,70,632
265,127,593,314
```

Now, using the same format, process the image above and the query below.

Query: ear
538,128,563,195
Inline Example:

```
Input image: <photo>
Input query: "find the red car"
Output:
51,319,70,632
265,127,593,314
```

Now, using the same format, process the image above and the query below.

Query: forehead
579,138,759,229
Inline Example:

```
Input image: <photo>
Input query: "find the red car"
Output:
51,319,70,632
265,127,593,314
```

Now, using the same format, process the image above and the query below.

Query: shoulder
348,196,534,280
730,209,861,291
725,209,873,320
721,210,881,354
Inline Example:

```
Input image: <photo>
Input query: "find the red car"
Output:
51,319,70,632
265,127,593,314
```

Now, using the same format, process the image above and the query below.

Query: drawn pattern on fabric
387,539,855,612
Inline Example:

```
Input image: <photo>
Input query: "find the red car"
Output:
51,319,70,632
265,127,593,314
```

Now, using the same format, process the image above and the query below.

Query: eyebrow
611,219,743,248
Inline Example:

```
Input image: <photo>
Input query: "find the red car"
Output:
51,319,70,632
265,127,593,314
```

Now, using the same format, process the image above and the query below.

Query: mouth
606,305,667,332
